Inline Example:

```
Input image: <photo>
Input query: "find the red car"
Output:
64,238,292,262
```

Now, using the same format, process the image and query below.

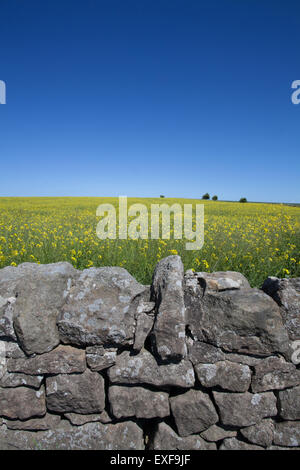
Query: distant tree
202,193,210,200
160,195,165,198
212,195,218,201
239,197,247,203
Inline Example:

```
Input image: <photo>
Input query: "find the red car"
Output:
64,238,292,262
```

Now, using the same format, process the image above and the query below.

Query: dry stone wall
0,255,299,450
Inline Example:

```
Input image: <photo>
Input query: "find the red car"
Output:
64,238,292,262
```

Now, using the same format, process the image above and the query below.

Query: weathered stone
170,389,218,437
188,341,225,365
262,276,300,340
224,352,263,366
251,356,300,392
64,411,112,426
240,419,274,447
185,286,290,357
273,421,300,447
57,267,146,348
278,386,300,420
152,422,216,450
3,341,27,359
108,349,195,389
9,262,77,354
0,386,46,420
46,369,105,414
0,420,145,450
194,271,251,292
213,391,277,427
133,312,155,352
200,424,237,442
86,345,117,371
4,413,61,431
151,256,186,361
0,297,17,340
0,371,43,389
220,438,264,450
109,385,169,419
7,344,86,375
195,361,251,392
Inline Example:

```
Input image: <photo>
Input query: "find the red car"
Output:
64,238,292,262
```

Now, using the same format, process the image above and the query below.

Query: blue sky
0,0,299,202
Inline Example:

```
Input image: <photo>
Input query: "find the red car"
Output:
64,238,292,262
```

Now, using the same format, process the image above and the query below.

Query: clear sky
0,0,299,202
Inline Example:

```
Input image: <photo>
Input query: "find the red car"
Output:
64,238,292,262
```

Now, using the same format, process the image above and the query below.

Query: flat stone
0,386,46,420
133,311,155,352
278,386,300,420
151,256,186,361
152,422,216,450
0,420,145,450
195,361,251,392
200,424,237,442
273,421,300,447
224,353,262,366
213,391,277,427
220,438,264,450
64,411,112,426
7,344,86,375
240,419,274,447
170,389,218,437
194,271,250,292
4,413,61,431
86,346,117,371
46,369,105,414
187,341,225,365
109,385,170,419
57,267,146,348
0,371,43,389
251,356,300,392
107,349,195,389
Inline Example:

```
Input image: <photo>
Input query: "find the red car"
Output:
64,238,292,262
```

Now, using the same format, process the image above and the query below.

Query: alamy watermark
96,196,204,250
0,80,6,104
291,80,300,104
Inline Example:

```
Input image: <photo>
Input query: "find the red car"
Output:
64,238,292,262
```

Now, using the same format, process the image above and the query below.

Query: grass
0,197,299,287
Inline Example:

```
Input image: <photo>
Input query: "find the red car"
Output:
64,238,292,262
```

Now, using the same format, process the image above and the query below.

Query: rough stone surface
108,349,195,389
213,391,277,427
0,420,145,450
133,311,155,352
152,422,217,450
151,256,186,361
57,267,146,348
170,389,218,437
109,385,170,419
262,276,300,340
86,345,117,371
220,438,263,450
195,360,251,392
46,369,105,414
251,356,300,392
64,411,112,426
273,421,300,447
200,425,237,442
0,386,46,420
0,371,43,389
189,271,251,293
240,419,274,447
4,413,61,431
187,341,225,365
7,344,86,375
278,386,300,420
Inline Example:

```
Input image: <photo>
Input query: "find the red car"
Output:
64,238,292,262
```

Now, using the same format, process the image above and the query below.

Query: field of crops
0,197,299,287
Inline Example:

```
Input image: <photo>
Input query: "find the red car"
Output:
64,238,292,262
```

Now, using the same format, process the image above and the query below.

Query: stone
10,262,77,354
0,371,43,389
195,361,251,392
262,276,300,340
133,312,155,352
57,267,146,348
187,341,225,365
86,345,117,371
0,386,46,420
3,341,27,359
0,297,17,340
224,353,263,366
185,286,290,357
220,438,264,450
200,424,237,442
46,369,105,414
151,256,186,361
251,356,300,392
109,385,169,419
4,413,61,431
108,349,195,389
194,271,251,292
152,422,216,450
240,419,274,447
170,389,218,437
7,344,86,375
0,420,145,450
213,391,277,427
64,411,112,426
278,386,300,420
273,421,300,447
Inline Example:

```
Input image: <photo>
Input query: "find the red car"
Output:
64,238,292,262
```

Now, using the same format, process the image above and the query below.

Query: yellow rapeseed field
0,197,299,287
